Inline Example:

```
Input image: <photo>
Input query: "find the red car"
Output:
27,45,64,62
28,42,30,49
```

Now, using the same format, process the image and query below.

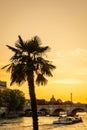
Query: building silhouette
0,81,7,90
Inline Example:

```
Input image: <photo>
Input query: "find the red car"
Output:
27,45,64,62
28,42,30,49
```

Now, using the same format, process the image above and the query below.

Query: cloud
52,48,87,75
52,78,85,85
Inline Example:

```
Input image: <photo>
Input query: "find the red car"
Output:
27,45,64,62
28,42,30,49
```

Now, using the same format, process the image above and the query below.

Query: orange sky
0,0,87,103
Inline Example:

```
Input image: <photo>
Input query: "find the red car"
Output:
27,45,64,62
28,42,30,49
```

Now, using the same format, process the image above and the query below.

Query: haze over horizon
0,0,87,103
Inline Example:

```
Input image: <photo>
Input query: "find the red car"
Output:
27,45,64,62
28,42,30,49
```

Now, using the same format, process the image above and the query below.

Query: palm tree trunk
27,72,38,130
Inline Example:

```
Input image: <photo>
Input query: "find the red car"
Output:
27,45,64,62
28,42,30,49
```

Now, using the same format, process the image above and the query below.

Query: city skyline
0,0,87,103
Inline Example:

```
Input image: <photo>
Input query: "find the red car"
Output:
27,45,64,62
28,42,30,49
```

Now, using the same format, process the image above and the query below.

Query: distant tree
0,90,4,106
56,99,63,104
2,35,56,130
14,89,26,111
3,89,25,111
64,100,73,104
2,89,11,107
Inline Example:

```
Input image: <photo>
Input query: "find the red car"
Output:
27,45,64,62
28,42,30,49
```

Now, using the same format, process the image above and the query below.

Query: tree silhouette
2,35,56,130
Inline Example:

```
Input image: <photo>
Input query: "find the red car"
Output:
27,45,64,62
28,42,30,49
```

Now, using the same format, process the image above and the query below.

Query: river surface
0,113,87,130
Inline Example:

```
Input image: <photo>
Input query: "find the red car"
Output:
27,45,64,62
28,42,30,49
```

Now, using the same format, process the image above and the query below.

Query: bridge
24,103,87,116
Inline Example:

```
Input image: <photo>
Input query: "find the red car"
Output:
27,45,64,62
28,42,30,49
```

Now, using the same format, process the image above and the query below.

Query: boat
73,115,82,123
53,116,74,124
53,115,82,125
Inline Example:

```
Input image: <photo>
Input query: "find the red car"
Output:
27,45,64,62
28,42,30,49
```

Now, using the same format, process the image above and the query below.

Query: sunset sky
0,0,87,103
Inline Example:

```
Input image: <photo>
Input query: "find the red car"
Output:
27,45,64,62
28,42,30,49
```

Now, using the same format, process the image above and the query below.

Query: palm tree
2,35,56,130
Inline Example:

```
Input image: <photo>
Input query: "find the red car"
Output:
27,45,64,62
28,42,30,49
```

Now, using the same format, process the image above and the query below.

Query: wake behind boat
53,115,82,125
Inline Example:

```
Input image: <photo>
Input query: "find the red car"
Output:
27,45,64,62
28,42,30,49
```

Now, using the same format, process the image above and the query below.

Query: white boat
73,115,82,123
53,116,74,124
53,115,82,125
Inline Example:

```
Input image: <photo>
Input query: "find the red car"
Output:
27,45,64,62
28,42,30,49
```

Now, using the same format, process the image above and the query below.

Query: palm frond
6,45,18,53
10,52,23,62
1,64,10,69
18,35,24,44
41,63,56,77
15,35,25,50
25,36,50,54
38,46,50,53
26,39,39,53
33,36,42,45
36,74,48,86
6,63,14,72
35,57,56,76
10,63,26,86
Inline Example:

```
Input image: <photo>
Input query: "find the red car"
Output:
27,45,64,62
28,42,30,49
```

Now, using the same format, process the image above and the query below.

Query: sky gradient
0,0,87,103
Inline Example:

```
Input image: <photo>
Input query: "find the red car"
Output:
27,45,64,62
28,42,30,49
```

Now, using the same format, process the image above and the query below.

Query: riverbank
0,111,25,119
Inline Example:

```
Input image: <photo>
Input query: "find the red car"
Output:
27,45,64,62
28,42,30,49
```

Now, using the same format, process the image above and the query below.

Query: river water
0,113,87,130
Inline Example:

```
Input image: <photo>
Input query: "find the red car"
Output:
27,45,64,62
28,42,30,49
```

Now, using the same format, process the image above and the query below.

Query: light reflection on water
0,113,87,130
